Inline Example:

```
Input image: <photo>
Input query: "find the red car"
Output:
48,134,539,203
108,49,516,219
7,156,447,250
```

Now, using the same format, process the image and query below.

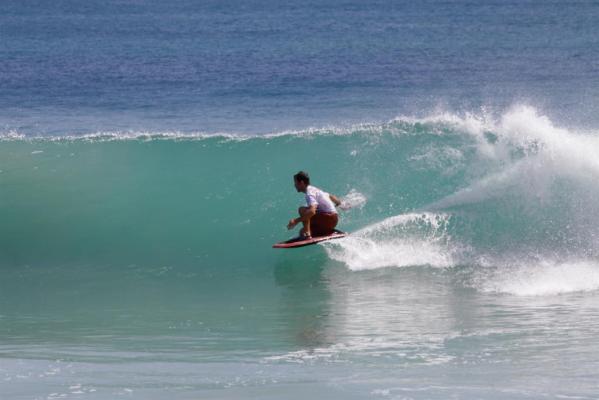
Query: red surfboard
273,229,347,249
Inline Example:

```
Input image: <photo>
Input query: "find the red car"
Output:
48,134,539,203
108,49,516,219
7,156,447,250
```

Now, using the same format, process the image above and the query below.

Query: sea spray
324,213,456,270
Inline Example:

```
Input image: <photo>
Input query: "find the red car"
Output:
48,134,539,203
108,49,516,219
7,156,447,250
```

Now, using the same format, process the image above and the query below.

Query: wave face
2,106,599,295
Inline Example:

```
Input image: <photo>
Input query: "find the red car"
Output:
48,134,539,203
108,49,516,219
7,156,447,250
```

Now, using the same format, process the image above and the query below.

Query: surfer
287,171,341,239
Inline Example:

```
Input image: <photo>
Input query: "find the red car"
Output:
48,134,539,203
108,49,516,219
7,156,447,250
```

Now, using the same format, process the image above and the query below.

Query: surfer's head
293,171,310,192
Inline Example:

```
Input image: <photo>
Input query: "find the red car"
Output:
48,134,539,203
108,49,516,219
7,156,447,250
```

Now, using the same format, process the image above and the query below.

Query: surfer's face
294,178,307,192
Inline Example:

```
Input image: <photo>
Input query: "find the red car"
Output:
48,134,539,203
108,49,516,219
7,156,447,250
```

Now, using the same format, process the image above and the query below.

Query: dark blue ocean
3,0,599,135
3,1,599,399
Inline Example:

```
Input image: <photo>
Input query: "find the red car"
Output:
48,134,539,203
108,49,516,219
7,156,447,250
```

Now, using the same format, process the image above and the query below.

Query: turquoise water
3,109,599,398
3,0,599,398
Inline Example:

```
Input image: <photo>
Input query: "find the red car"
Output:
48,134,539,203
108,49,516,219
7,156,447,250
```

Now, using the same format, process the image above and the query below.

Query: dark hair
294,171,310,185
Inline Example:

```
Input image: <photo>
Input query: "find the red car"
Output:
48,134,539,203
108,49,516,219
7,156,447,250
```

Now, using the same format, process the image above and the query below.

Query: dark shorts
311,212,338,237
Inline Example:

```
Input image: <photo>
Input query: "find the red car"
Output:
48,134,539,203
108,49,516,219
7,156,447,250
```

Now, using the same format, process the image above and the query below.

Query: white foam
397,105,599,177
476,260,599,296
326,237,454,271
1,104,596,147
494,106,599,181
325,212,456,270
355,212,450,238
395,108,489,137
424,105,599,212
0,121,392,142
0,130,26,140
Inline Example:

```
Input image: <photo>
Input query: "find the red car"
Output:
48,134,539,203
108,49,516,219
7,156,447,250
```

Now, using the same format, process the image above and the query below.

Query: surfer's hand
287,219,297,230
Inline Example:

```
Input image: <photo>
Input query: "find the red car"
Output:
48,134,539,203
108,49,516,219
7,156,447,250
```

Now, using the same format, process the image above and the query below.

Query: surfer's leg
298,207,312,237
310,213,338,237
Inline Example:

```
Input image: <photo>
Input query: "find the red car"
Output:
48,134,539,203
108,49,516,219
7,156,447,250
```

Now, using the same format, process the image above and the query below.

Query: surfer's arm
287,205,317,229
329,194,342,207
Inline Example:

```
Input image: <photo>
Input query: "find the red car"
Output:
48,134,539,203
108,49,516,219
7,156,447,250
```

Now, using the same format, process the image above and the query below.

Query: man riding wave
287,171,341,240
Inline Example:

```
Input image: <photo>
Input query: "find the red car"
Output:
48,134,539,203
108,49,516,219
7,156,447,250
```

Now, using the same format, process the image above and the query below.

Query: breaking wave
3,105,599,295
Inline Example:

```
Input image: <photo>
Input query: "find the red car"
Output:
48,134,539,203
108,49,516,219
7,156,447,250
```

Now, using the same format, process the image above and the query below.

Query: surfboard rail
272,229,347,249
